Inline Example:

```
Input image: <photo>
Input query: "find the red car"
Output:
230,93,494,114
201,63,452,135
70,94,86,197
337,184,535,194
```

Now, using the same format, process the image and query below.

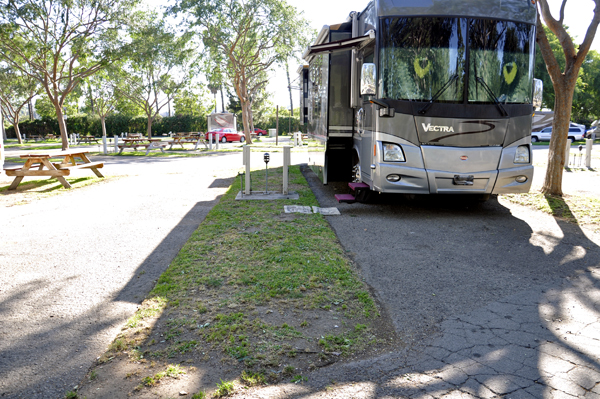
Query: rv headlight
514,145,530,164
383,143,405,162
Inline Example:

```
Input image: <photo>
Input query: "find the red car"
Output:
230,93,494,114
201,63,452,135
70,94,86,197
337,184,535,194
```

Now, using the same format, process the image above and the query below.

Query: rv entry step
335,194,356,203
349,182,369,190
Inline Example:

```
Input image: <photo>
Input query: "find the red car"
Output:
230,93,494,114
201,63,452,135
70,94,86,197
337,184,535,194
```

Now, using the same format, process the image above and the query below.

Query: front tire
221,136,227,143
531,136,539,143
240,136,245,143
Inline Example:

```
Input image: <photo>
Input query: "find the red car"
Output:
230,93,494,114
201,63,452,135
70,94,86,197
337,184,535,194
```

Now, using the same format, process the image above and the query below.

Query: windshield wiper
419,74,459,115
475,77,508,117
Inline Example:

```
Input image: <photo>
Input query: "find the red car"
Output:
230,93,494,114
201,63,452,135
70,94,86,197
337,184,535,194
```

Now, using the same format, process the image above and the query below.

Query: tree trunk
541,80,575,196
101,115,107,138
53,103,70,151
146,116,153,138
220,84,225,113
286,64,293,117
1,112,6,140
13,117,23,145
240,99,251,144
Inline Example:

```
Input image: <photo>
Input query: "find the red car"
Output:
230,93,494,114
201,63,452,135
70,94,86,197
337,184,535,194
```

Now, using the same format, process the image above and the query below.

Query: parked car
254,128,268,136
531,124,585,143
584,128,597,139
205,128,245,143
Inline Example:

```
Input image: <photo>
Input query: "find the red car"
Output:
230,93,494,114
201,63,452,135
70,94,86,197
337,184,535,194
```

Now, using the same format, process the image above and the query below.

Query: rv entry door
359,48,375,180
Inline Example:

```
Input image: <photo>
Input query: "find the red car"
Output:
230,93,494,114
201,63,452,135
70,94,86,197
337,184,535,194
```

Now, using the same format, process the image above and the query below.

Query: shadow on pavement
0,190,230,398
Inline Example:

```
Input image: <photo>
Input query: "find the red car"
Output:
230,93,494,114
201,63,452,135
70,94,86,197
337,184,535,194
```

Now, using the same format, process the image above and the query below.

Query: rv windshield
380,17,467,102
379,17,535,105
469,19,535,104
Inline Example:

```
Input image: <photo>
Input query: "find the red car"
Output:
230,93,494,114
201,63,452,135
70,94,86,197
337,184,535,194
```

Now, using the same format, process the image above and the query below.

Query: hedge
4,114,210,139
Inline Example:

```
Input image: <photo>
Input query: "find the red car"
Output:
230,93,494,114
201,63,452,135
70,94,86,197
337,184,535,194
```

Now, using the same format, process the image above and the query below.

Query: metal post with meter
264,152,270,194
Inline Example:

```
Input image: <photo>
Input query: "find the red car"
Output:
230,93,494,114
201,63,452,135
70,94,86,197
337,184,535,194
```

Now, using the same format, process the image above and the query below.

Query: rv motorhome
300,0,540,202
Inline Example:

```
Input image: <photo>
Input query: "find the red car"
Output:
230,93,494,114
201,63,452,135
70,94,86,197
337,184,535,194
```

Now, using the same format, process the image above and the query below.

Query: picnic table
3,149,104,190
117,138,168,155
78,136,100,144
24,135,44,142
167,134,208,150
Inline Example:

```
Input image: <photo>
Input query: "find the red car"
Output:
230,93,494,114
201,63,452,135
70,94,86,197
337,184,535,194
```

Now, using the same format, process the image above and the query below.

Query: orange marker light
373,144,377,156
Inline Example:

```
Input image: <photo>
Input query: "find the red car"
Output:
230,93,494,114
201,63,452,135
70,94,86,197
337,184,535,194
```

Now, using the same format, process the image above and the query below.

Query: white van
531,124,585,142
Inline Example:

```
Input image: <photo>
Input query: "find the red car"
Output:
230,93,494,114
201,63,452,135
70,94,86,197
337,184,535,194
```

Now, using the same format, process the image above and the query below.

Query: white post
102,136,107,155
114,135,118,153
586,138,593,168
209,133,213,150
216,134,220,150
243,146,251,195
565,139,572,167
283,146,290,194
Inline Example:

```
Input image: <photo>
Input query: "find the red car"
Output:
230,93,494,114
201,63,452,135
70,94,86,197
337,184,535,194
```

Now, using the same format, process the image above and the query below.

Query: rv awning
303,30,376,59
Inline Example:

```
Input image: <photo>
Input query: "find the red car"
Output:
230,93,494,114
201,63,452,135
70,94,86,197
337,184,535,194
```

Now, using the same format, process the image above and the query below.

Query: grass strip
502,191,600,232
93,165,392,396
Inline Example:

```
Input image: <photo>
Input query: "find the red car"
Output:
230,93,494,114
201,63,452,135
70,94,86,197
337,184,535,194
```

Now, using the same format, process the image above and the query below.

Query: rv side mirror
533,78,543,111
361,63,376,96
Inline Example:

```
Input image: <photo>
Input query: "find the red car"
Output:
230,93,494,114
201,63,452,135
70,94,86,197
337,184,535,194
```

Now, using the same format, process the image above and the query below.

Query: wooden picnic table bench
3,149,104,190
117,138,168,155
24,135,44,142
77,136,100,144
166,135,208,150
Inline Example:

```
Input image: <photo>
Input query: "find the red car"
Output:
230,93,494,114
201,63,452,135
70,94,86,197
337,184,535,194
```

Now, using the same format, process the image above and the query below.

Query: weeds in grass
64,391,79,399
192,392,206,399
241,370,266,386
109,338,127,352
214,379,235,397
291,375,307,383
141,364,185,387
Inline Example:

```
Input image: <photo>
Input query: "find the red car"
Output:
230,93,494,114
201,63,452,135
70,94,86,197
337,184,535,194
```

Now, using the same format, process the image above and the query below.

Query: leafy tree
35,96,79,119
0,0,138,150
0,64,40,143
171,0,310,143
572,50,600,123
85,70,120,140
536,0,600,195
113,13,195,137
534,25,565,110
173,87,213,117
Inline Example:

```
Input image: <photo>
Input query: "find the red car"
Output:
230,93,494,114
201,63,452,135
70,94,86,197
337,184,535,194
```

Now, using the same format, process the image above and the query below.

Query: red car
254,128,268,136
205,128,245,143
